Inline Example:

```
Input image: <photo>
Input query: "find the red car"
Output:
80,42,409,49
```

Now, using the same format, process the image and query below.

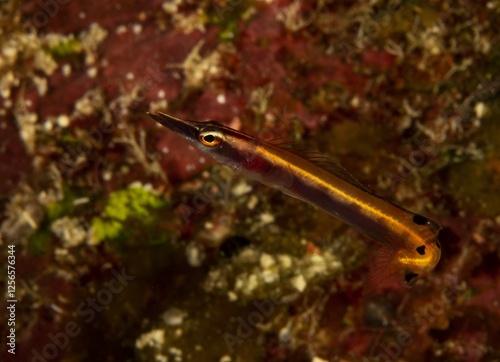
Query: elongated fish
149,112,442,293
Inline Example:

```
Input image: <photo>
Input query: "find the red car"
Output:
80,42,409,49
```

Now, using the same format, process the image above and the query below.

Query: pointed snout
148,112,201,142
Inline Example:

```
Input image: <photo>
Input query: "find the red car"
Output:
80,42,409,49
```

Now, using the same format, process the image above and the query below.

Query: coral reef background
1,0,500,361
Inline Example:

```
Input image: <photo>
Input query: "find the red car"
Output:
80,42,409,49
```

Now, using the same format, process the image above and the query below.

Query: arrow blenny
149,112,442,293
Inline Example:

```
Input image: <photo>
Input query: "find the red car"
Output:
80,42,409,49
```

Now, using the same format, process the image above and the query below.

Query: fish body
149,112,441,292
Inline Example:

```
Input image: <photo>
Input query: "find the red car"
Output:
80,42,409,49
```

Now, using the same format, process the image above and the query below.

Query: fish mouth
148,112,202,142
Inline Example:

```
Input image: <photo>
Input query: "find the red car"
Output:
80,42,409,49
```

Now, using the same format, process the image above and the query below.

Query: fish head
148,112,258,170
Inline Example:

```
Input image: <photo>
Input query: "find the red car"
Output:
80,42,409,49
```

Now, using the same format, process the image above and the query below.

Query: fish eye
412,214,442,234
199,130,223,147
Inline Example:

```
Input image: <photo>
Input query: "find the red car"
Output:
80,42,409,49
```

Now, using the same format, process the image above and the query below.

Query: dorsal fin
273,142,428,217
307,156,372,193
273,142,373,192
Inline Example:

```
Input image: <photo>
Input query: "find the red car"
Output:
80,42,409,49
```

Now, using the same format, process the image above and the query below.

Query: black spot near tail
412,214,428,225
416,245,426,255
404,272,419,286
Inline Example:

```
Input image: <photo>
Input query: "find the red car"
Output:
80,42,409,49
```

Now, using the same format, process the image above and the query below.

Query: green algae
27,190,85,255
46,191,79,221
91,185,170,243
27,230,52,255
207,0,255,42
44,36,82,59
